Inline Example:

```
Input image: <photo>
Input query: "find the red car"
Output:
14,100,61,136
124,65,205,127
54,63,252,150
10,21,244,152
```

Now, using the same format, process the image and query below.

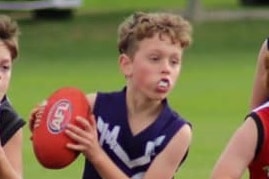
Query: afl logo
47,99,72,134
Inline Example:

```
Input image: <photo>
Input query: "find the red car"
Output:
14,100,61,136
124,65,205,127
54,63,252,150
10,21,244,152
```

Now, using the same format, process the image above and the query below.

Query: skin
250,39,269,109
211,117,257,179
211,39,269,179
0,41,23,179
30,34,192,178
65,34,192,179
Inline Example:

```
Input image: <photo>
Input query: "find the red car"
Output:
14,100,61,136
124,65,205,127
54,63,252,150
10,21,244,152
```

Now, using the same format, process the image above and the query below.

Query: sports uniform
0,96,25,146
82,87,190,179
247,100,269,179
234,38,269,179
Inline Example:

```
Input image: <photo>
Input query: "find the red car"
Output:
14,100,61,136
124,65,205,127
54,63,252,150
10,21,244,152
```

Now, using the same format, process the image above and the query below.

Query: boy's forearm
0,151,22,179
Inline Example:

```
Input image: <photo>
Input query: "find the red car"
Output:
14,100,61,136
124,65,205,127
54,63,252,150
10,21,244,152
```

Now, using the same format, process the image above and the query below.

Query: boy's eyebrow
0,58,11,63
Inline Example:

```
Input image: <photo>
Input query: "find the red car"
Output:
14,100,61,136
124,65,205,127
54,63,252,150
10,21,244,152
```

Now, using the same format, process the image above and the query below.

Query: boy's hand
29,101,47,134
65,114,101,161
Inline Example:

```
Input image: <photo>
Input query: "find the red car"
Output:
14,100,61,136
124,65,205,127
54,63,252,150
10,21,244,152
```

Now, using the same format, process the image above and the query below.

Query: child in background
0,15,25,179
30,11,193,179
250,38,269,109
211,38,269,179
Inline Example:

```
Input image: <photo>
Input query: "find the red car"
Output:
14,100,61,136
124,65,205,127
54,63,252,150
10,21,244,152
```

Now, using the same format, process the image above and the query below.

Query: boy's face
0,41,12,101
125,33,183,100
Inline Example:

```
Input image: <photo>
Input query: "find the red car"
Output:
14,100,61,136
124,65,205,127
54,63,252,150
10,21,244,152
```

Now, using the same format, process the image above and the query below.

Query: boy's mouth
157,79,170,92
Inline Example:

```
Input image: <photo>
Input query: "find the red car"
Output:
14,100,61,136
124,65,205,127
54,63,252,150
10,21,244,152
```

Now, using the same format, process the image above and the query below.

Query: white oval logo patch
47,99,72,134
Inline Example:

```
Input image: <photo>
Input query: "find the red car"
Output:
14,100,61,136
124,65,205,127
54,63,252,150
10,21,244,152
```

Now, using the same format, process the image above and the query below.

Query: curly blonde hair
0,15,20,60
117,11,192,57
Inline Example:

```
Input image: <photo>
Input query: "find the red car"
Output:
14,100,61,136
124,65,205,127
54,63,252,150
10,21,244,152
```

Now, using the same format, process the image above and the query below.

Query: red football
32,87,90,169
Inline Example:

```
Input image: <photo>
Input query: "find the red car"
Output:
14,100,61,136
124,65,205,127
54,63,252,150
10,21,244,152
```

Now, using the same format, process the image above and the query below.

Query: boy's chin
152,94,167,101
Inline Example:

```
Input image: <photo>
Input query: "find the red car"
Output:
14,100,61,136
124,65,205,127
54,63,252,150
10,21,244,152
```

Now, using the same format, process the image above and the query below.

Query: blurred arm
250,38,269,109
211,117,257,179
0,129,23,179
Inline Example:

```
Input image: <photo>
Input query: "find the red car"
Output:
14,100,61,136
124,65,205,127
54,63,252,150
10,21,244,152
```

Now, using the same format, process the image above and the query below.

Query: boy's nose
161,61,171,73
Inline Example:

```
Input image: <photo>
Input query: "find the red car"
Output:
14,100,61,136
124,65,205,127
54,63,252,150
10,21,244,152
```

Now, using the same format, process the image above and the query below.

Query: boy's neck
125,87,164,135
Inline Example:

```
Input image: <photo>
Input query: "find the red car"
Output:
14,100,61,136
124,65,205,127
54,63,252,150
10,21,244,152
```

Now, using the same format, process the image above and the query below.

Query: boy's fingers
28,101,47,132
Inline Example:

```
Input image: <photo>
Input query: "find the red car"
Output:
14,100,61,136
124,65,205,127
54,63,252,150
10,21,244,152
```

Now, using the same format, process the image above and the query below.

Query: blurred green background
3,0,269,178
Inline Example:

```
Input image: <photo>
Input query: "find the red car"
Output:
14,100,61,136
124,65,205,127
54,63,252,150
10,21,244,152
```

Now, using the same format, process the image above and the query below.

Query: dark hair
0,15,20,60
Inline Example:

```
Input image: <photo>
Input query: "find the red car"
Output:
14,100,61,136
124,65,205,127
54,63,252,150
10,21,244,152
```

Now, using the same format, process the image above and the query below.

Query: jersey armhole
246,113,264,159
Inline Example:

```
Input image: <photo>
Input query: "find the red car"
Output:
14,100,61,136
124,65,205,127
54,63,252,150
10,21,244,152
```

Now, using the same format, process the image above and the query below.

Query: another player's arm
250,39,269,109
0,129,23,179
211,117,257,179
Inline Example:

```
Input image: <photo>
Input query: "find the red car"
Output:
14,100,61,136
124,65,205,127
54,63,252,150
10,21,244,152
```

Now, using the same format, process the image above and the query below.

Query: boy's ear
119,54,132,77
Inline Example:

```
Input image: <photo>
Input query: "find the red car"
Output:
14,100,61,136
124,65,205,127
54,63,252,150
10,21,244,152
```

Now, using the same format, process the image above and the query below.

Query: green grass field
4,1,269,178
81,0,239,11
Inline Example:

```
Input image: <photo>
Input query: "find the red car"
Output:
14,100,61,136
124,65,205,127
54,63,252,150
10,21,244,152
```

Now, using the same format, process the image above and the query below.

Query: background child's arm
250,38,269,109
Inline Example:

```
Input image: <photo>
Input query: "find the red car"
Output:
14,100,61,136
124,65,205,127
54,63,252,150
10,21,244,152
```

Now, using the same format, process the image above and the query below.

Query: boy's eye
149,56,160,61
171,59,179,65
0,65,11,72
4,66,10,70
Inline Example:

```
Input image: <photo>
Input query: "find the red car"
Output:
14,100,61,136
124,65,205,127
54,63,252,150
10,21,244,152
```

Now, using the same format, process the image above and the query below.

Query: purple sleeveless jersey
82,88,190,179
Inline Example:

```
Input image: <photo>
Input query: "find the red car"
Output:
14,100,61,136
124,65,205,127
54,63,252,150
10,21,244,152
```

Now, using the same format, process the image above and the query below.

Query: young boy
211,38,269,179
30,11,193,179
0,15,25,179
